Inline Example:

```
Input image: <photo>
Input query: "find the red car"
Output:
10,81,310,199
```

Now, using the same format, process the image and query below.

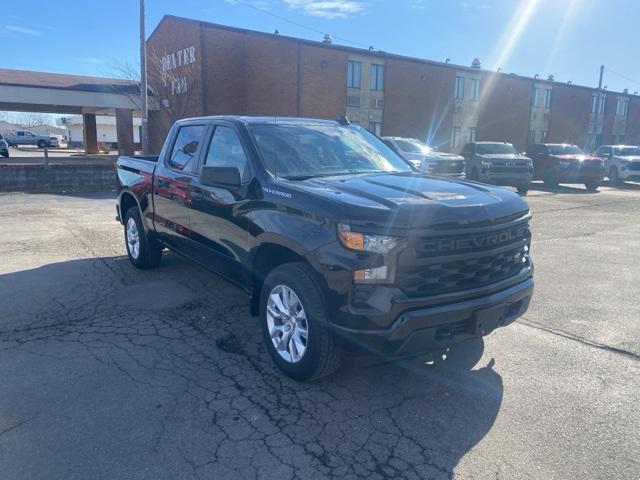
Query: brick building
147,15,640,153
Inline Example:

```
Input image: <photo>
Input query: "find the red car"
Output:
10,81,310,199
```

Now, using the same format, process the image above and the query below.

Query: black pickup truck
116,116,534,381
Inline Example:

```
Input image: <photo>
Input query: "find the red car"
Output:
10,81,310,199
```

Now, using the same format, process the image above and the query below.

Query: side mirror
200,166,241,188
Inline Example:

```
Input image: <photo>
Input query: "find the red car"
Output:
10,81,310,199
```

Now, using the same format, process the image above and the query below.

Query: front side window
204,126,250,182
394,139,432,154
168,125,206,172
249,124,410,179
347,60,361,89
454,77,465,100
370,64,384,91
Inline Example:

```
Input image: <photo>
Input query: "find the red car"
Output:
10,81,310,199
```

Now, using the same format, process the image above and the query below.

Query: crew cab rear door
152,123,207,255
188,121,252,289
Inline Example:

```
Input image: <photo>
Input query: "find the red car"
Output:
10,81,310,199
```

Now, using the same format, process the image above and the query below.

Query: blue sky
2,0,640,93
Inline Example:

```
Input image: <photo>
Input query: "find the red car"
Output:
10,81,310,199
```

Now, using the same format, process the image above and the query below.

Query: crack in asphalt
518,316,640,361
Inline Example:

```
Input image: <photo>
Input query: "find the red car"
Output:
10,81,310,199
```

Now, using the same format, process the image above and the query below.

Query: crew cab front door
188,122,252,289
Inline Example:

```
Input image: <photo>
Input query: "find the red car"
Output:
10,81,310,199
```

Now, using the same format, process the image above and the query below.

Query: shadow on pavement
0,253,502,479
529,181,600,194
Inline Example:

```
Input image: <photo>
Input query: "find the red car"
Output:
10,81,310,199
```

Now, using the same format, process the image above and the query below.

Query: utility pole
594,65,604,150
140,0,149,154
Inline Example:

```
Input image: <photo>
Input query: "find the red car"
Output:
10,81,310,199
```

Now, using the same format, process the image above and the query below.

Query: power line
604,67,640,88
224,0,372,49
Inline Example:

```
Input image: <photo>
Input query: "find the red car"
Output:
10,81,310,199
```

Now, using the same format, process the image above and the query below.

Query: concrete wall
0,165,115,192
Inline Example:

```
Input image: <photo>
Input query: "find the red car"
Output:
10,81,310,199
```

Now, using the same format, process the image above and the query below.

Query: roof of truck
177,116,343,126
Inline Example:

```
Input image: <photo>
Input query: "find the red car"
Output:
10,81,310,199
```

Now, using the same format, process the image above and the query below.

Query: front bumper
331,276,534,357
481,172,533,186
619,169,640,181
558,165,604,183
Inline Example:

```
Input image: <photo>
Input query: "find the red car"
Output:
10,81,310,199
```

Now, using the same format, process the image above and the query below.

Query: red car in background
526,143,604,190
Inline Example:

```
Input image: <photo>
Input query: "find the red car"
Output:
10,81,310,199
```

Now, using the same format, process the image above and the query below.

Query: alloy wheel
126,217,140,259
266,285,309,363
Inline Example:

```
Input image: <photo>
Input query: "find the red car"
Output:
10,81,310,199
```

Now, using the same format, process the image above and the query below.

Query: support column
82,113,99,154
116,109,135,155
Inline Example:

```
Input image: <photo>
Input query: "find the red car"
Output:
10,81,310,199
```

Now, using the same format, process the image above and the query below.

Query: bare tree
17,112,56,128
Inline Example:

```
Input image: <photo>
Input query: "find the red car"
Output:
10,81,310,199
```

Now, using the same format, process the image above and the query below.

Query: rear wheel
543,170,559,188
260,262,341,381
608,167,620,184
585,180,600,191
124,207,162,269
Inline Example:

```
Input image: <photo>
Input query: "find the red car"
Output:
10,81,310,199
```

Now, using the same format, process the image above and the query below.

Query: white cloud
283,0,365,19
3,25,42,36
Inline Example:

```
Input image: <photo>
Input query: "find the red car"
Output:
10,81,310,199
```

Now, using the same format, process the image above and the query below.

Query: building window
532,88,540,107
543,89,552,108
541,130,548,142
599,96,606,114
347,95,361,107
468,127,477,143
591,95,597,113
370,64,384,91
623,99,630,116
347,60,361,89
368,122,382,136
451,126,461,148
470,79,480,101
454,76,465,100
374,98,385,109
528,130,536,145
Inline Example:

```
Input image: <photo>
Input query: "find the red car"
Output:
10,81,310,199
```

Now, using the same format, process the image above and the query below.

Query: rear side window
204,126,250,182
168,125,206,173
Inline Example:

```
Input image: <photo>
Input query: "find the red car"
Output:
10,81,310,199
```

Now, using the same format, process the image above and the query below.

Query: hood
478,153,530,162
552,154,601,162
404,151,465,162
280,172,529,231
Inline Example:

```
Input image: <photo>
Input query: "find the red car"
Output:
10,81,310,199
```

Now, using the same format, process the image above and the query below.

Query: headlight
338,224,400,253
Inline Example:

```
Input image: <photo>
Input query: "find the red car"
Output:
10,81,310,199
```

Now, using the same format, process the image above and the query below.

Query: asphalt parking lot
1,182,639,479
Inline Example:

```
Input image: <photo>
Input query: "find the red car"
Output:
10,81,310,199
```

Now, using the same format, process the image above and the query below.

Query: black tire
37,140,48,149
609,167,620,184
1,152,8,158
124,206,162,269
517,183,529,196
585,180,600,191
259,262,341,381
543,170,559,188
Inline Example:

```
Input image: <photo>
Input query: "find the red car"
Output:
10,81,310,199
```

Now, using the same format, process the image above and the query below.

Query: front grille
628,162,640,171
580,159,604,172
434,161,465,174
489,164,530,174
396,219,531,298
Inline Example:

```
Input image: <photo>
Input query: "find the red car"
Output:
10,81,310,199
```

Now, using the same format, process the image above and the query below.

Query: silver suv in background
461,141,533,195
0,135,9,158
382,137,465,178
596,145,640,183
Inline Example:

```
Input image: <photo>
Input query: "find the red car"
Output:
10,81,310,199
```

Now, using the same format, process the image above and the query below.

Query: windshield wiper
281,174,322,180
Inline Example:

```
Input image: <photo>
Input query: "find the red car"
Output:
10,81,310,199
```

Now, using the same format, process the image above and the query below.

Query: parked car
116,116,534,381
48,136,60,148
381,137,465,178
527,143,604,190
595,144,640,183
0,135,9,158
5,130,53,148
461,141,533,195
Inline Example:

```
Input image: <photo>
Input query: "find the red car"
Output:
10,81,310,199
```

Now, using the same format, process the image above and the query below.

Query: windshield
249,124,412,179
548,145,584,155
476,143,517,155
613,147,640,156
394,139,432,154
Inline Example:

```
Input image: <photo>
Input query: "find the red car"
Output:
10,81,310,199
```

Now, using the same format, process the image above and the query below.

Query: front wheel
260,262,341,381
517,183,530,196
37,140,48,149
543,170,559,188
608,167,620,184
124,207,163,269
585,180,600,191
